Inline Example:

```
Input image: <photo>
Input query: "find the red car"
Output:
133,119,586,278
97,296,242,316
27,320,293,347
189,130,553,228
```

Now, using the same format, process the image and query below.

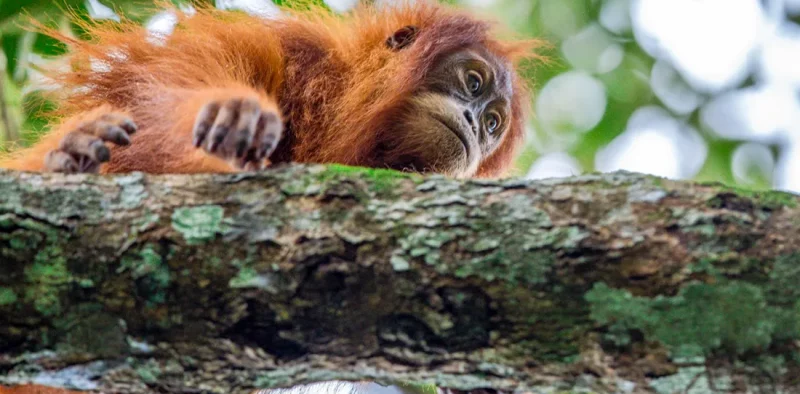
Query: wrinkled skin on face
380,45,514,178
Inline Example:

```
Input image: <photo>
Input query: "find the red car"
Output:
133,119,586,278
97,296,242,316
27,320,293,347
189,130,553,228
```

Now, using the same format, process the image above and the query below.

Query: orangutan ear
386,25,419,51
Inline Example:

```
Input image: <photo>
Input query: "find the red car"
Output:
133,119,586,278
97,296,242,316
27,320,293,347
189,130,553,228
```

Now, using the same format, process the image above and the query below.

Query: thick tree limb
1,164,800,394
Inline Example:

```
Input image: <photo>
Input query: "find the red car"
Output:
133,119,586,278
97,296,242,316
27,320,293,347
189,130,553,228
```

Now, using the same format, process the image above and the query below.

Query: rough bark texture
1,164,800,394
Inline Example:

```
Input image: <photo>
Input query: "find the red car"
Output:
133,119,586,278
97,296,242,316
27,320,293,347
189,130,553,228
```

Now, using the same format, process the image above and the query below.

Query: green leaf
0,0,84,30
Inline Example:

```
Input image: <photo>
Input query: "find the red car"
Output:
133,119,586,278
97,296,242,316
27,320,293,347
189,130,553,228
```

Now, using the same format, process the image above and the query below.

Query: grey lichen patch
367,199,417,224
393,227,462,273
628,187,668,203
390,254,411,271
171,205,226,245
476,362,516,377
334,226,377,244
0,359,111,391
289,209,322,232
114,172,148,209
401,228,461,250
281,177,323,196
455,250,555,286
386,190,586,287
522,226,589,251
649,366,708,394
496,194,552,226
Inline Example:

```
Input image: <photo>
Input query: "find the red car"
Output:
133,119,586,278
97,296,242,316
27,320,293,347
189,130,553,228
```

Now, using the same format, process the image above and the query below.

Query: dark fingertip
67,159,80,173
208,128,227,152
213,128,227,144
95,145,111,162
122,120,138,134
113,128,131,145
236,139,248,158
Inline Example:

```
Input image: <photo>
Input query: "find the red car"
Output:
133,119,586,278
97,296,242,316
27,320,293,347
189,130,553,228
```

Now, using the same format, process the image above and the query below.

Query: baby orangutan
0,1,538,394
0,1,537,179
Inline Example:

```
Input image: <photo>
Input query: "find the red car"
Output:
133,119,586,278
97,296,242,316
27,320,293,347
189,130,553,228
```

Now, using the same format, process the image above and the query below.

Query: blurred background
1,0,799,192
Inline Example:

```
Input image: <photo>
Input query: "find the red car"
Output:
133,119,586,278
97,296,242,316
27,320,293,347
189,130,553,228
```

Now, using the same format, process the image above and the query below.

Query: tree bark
1,164,800,394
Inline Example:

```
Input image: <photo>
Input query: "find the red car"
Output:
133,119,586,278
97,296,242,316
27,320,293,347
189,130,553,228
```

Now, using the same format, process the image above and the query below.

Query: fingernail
117,133,131,146
236,140,248,158
123,120,138,134
95,145,111,162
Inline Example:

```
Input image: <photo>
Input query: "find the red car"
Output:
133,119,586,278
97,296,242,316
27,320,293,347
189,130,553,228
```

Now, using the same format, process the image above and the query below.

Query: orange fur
0,386,83,394
0,1,539,177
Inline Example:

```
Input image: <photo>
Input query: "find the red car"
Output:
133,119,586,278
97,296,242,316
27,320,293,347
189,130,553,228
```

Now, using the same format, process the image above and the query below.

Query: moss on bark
1,165,799,393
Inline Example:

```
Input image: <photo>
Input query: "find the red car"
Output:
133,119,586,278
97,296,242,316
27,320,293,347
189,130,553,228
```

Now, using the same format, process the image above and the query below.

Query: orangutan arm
0,85,283,174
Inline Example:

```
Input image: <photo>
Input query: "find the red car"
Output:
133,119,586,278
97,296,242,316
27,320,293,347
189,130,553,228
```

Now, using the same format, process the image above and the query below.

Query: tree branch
1,164,799,393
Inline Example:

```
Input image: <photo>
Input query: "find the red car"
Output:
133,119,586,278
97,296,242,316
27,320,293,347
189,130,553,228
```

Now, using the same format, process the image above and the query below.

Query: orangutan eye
486,112,501,134
465,71,482,94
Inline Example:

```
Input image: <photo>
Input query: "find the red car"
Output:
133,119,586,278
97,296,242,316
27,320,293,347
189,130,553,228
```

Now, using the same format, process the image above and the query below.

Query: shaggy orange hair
0,1,540,177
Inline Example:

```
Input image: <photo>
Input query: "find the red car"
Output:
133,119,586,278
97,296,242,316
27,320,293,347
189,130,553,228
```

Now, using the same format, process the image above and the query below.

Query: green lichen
282,164,414,196
25,246,71,316
455,250,555,286
587,281,781,358
7,231,40,250
467,238,500,253
708,184,799,210
768,253,800,305
765,253,800,341
229,266,255,288
321,164,418,192
171,205,226,245
325,164,412,181
119,244,170,305
131,212,160,234
0,287,18,305
0,216,59,255
133,359,162,384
